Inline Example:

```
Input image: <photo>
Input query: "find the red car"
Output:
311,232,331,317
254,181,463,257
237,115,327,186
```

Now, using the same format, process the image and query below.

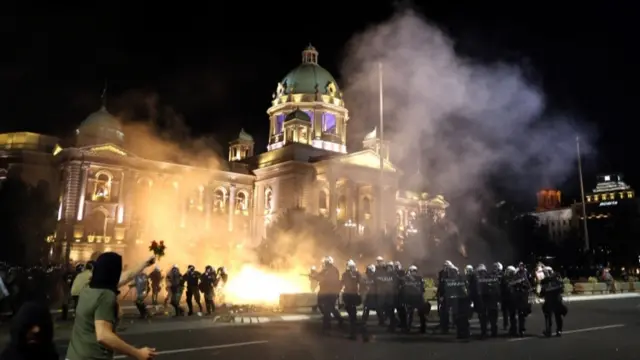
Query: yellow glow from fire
223,264,308,305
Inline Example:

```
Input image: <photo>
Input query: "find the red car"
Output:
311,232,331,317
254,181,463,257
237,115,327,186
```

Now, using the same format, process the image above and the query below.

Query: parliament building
0,46,448,262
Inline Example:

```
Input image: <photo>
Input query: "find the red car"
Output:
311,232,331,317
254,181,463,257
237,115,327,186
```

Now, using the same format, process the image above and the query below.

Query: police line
279,291,640,309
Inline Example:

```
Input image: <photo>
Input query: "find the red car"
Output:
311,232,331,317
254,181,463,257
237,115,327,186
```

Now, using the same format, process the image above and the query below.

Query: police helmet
346,259,356,270
386,261,394,269
205,265,213,272
505,265,516,275
376,256,384,265
444,260,453,268
366,264,376,273
187,265,195,271
493,262,503,271
310,266,317,272
476,264,487,272
408,265,418,274
464,265,473,275
394,261,402,270
323,256,334,266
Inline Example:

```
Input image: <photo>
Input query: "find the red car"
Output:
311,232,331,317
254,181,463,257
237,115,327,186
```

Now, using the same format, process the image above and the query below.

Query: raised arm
118,256,155,288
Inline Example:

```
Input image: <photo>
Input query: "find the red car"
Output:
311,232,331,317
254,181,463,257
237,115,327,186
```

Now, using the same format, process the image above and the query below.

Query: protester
71,260,95,312
0,301,58,360
65,253,157,360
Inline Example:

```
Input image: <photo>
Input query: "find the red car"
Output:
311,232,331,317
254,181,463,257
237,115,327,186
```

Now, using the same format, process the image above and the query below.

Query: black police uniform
401,273,429,333
540,273,567,336
341,269,362,338
475,270,501,337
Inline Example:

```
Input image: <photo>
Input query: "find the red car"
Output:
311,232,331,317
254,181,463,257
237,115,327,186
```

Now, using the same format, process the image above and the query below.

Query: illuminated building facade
581,174,638,264
530,189,578,242
0,45,448,262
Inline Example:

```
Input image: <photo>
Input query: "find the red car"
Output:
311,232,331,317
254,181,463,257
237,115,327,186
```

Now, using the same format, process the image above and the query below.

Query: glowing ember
223,264,308,305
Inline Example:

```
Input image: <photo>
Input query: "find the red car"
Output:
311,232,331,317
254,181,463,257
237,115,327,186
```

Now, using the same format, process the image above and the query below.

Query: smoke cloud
103,90,310,305
340,10,595,264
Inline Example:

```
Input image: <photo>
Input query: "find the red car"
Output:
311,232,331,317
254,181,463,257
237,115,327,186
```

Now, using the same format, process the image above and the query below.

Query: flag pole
576,136,590,251
378,62,385,234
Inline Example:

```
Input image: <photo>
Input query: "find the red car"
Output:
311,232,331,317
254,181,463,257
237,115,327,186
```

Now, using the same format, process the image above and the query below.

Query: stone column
117,172,125,224
76,165,89,221
228,185,236,232
329,176,337,225
373,185,380,233
205,186,211,230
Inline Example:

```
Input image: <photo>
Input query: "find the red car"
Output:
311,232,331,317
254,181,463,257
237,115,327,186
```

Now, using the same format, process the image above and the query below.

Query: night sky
2,3,637,204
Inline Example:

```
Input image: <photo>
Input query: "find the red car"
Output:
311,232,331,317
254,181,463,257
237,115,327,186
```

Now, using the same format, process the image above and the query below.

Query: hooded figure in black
90,252,122,293
0,301,58,360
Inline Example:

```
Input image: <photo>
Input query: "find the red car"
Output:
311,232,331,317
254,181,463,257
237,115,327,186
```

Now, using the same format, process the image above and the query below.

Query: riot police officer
475,264,501,338
437,261,456,333
200,265,217,315
506,265,531,337
360,264,377,341
540,266,566,337
184,265,203,316
168,265,185,316
394,261,407,329
401,265,428,333
314,256,343,332
374,262,398,332
442,263,470,339
134,272,149,318
341,259,362,339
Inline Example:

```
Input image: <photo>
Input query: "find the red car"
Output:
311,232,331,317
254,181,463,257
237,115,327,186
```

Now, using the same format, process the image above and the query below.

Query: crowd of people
0,254,233,360
0,253,568,358
309,256,568,341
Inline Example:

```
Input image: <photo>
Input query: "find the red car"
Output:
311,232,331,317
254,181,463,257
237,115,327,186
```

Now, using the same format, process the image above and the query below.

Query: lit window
93,173,111,201
322,113,336,133
275,114,285,134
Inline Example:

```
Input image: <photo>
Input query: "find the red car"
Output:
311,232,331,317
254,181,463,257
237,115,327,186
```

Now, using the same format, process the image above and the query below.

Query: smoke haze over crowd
340,10,595,262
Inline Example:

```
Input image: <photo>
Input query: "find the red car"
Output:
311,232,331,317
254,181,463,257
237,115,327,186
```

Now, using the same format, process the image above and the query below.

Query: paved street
45,297,640,360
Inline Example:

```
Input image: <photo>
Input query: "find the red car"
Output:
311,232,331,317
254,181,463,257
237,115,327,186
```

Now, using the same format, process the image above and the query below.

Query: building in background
529,189,578,242
581,174,638,265
0,45,448,262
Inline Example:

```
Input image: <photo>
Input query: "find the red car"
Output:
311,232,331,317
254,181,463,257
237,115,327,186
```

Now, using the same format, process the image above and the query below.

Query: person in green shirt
66,253,157,360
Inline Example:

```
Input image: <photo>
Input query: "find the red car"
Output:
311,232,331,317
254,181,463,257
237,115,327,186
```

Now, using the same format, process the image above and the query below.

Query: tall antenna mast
100,79,108,108
378,62,385,234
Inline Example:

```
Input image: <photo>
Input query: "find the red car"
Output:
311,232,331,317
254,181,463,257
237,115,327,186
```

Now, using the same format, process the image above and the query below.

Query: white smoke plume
341,10,595,262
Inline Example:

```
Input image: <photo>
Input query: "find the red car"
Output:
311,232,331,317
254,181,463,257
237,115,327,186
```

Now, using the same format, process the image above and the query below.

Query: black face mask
90,252,123,294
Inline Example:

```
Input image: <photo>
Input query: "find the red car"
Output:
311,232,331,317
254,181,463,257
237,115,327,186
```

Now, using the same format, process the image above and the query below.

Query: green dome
238,128,253,141
280,46,341,98
77,106,124,145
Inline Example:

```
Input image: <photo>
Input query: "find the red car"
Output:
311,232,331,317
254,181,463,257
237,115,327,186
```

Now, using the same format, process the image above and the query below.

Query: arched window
265,188,273,213
337,195,347,220
213,188,226,212
318,190,327,210
362,197,371,215
236,191,247,212
93,173,112,201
